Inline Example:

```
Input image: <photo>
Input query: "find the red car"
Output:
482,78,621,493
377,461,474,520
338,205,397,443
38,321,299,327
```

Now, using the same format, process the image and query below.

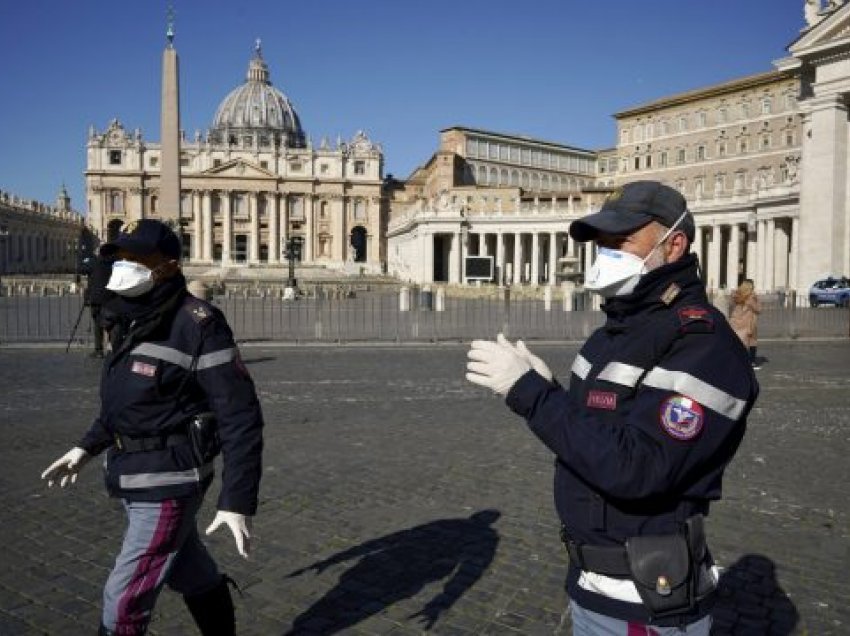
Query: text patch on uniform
131,361,157,377
659,395,704,440
587,390,617,410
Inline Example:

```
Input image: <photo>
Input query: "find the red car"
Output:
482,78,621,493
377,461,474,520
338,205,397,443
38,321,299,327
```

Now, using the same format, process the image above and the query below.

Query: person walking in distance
467,181,759,634
41,219,264,636
728,278,762,369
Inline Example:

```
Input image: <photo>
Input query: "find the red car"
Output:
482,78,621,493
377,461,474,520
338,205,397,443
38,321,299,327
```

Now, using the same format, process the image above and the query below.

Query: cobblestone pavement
0,341,847,635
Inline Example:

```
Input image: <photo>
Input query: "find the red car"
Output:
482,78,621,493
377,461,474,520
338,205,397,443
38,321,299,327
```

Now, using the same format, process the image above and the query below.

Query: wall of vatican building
0,187,85,275
608,69,803,293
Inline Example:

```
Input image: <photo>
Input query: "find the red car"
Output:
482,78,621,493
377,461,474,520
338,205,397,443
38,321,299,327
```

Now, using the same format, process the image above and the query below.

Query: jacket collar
600,253,707,323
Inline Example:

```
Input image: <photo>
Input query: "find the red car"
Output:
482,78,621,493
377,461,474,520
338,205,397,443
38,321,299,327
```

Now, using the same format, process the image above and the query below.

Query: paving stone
0,342,848,635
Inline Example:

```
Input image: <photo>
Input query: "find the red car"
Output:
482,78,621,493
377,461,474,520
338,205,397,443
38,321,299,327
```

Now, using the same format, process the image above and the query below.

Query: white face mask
106,260,155,297
585,210,688,299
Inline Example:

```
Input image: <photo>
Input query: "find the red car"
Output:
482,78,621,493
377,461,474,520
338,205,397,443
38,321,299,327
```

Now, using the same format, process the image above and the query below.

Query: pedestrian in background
729,278,762,370
82,255,115,358
41,219,264,636
467,181,759,635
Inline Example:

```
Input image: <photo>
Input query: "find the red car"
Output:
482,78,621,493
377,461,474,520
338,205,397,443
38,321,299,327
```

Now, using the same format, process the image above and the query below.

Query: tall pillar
790,217,800,290
765,218,776,291
582,240,593,279
191,191,201,262
775,220,790,289
531,232,540,285
549,231,558,285
332,197,344,262
249,192,260,263
797,94,849,292
159,27,181,221
495,231,504,285
202,191,212,262
512,233,522,284
269,193,280,264
222,190,232,265
460,228,468,284
707,224,721,291
745,225,757,282
448,232,459,284
756,219,766,291
305,195,315,262
727,223,741,289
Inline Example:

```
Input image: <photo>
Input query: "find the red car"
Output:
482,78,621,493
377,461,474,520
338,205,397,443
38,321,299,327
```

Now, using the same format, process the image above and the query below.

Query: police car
809,277,850,307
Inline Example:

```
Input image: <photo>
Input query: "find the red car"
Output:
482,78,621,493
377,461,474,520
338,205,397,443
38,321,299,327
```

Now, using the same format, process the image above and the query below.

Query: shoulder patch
677,305,714,334
660,395,704,441
183,298,214,325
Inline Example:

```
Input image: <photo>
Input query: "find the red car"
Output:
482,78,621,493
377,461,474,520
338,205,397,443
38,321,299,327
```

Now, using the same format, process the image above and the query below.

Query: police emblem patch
659,395,704,440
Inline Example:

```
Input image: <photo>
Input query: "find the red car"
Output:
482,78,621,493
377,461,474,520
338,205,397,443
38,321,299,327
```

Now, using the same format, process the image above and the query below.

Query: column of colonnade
185,189,295,266
694,216,798,293
461,230,573,286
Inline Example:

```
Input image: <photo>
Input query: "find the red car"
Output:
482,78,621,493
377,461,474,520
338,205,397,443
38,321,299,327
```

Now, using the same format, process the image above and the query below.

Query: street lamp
283,235,303,300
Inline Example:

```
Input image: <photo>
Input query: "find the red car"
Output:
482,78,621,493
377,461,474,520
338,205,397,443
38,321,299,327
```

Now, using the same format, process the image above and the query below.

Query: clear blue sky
0,0,805,214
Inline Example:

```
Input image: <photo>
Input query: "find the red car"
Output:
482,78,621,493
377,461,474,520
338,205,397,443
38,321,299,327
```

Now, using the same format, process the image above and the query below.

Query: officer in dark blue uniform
42,219,264,636
467,181,758,634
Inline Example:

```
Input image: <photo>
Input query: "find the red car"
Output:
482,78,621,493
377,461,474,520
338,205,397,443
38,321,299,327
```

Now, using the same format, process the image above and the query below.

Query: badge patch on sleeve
660,395,704,440
131,360,157,377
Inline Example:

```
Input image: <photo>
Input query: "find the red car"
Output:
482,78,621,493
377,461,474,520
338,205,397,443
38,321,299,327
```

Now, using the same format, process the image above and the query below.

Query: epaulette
183,296,215,325
676,305,715,334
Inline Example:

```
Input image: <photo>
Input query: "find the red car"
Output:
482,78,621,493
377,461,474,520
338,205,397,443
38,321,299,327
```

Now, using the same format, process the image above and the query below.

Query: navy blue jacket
506,254,758,624
78,277,264,515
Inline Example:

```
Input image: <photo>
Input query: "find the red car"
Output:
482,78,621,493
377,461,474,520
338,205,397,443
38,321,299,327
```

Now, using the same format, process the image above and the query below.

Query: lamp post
283,235,303,300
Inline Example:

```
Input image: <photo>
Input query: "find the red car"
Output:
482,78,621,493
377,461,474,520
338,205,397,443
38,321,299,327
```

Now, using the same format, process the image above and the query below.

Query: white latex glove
512,337,554,382
206,510,252,559
466,334,532,395
41,447,90,488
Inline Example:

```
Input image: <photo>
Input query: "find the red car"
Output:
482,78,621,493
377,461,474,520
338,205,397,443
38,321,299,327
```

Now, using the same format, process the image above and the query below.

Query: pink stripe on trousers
114,500,182,635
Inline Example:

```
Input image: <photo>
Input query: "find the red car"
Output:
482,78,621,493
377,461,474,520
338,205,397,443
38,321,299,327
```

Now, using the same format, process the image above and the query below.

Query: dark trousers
91,305,105,353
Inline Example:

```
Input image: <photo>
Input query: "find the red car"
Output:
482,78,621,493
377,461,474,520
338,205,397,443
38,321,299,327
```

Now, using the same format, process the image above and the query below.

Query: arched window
510,170,519,186
477,165,486,185
500,168,508,185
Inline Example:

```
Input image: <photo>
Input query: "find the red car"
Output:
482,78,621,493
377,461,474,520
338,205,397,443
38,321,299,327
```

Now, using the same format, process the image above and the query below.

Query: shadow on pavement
283,509,501,634
711,553,798,635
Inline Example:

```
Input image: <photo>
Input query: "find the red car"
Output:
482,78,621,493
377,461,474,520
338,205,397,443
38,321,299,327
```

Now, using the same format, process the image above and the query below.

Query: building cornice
614,69,798,119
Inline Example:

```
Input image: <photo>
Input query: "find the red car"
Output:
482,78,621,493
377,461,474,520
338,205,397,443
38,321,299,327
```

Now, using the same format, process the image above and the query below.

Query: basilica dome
210,43,306,148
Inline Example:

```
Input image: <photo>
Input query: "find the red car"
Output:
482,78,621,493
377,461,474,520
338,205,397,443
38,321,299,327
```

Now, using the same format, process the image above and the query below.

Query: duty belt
114,432,189,453
560,530,631,577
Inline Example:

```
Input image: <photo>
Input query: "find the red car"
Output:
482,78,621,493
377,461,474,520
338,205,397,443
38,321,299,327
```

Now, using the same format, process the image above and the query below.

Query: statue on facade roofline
806,0,823,27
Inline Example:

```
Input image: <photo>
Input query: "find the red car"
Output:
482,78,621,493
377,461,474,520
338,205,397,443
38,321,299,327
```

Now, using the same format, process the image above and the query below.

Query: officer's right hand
41,447,90,488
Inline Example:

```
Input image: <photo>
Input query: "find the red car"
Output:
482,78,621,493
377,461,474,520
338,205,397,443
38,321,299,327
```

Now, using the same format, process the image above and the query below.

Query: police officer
41,219,264,636
82,254,115,357
466,181,758,634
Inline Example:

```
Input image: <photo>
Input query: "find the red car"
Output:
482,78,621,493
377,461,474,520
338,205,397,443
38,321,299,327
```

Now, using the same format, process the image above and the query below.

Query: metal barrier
1,292,848,344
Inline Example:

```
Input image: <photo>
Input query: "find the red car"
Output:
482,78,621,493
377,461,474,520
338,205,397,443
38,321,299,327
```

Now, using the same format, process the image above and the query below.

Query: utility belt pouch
187,412,220,464
625,532,693,618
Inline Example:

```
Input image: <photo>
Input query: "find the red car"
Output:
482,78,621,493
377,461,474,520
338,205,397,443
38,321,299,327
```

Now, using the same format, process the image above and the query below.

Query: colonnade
693,215,798,291
433,228,585,285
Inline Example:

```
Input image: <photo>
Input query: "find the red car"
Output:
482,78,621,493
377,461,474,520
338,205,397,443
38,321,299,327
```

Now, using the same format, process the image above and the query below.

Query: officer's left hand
466,335,532,396
206,510,252,559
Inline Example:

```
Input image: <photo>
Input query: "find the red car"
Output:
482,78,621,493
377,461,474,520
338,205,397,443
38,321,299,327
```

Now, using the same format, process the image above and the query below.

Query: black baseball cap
569,181,695,242
99,219,182,260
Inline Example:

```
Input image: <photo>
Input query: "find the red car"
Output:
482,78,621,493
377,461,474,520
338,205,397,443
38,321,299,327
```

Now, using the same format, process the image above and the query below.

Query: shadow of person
283,509,501,634
711,553,798,635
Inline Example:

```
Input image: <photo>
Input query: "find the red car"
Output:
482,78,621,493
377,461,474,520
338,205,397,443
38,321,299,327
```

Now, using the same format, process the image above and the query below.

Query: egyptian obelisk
159,8,181,221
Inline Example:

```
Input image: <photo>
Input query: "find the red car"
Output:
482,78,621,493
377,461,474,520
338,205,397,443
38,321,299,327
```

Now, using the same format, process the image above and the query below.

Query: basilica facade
85,45,386,274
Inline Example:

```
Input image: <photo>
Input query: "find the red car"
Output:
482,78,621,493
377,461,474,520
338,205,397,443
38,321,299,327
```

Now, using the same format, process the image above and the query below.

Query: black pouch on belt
187,412,221,464
625,531,693,617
